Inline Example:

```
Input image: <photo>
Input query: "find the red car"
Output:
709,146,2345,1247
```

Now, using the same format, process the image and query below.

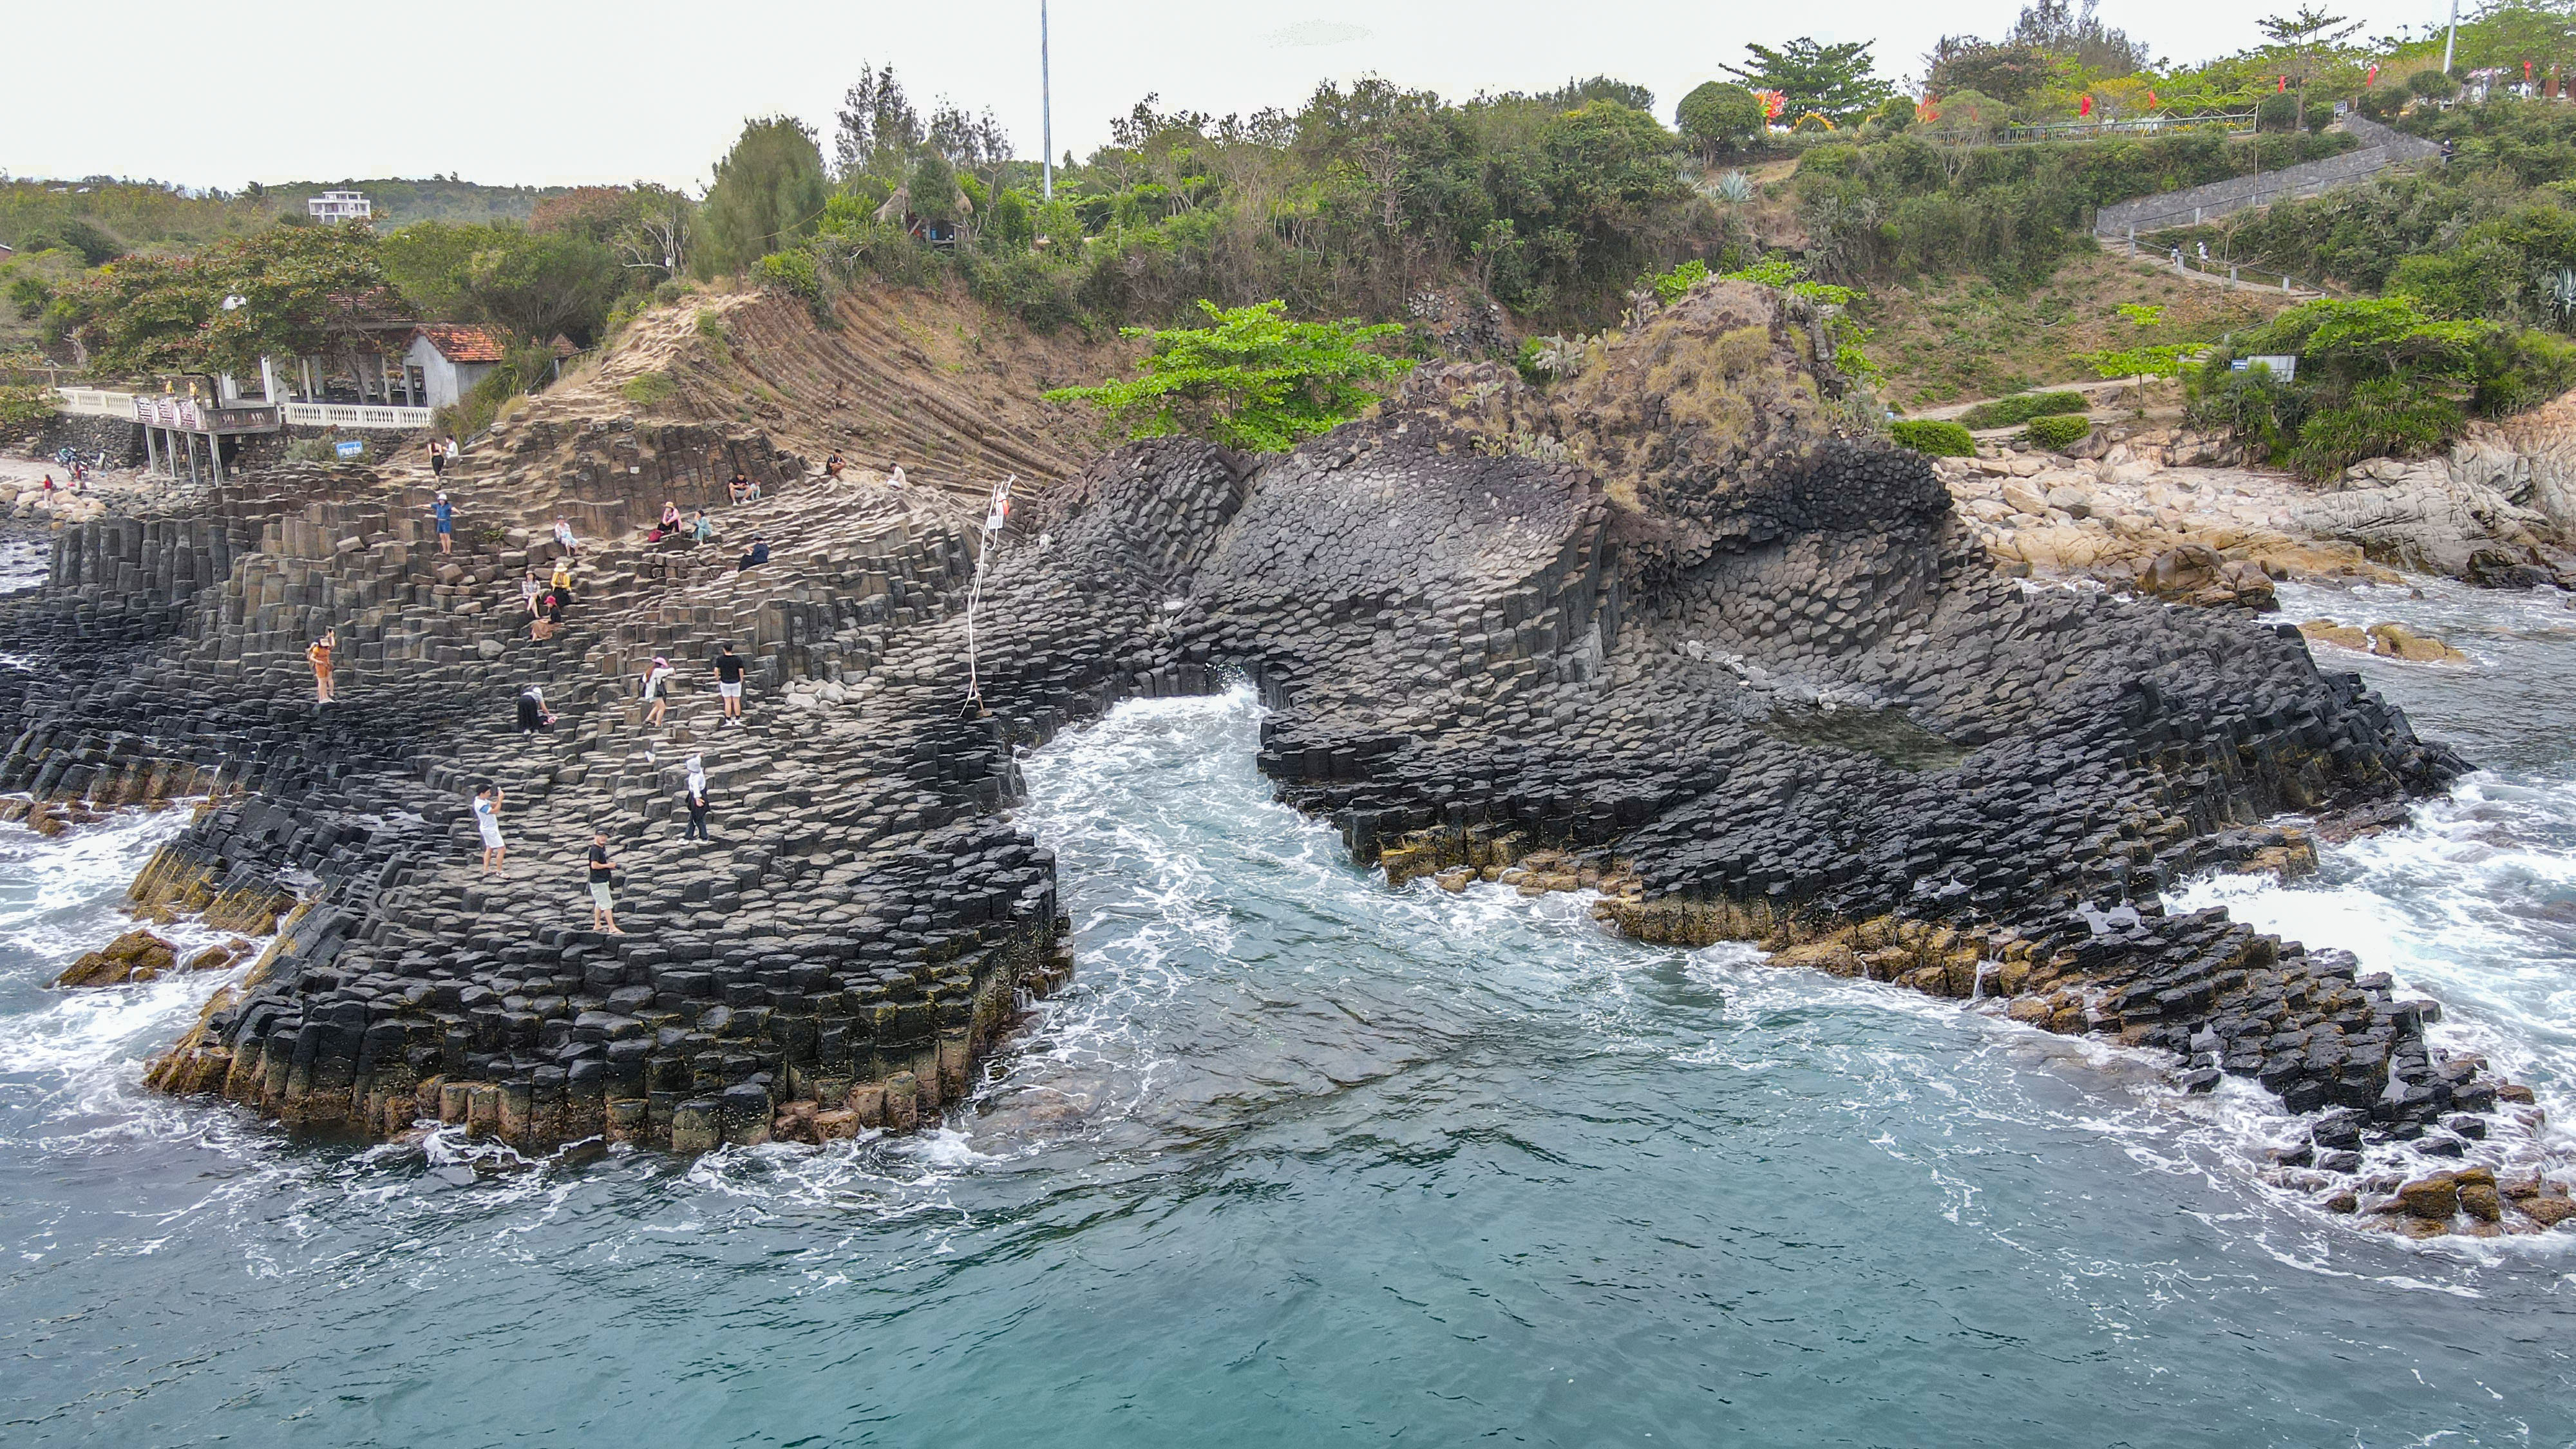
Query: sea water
3,610,2573,1443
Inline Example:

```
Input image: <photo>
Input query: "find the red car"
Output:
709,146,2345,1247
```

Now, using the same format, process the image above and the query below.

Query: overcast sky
5,0,2452,193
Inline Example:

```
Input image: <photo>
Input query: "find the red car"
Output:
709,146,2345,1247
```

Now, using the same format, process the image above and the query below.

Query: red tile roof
412,324,508,363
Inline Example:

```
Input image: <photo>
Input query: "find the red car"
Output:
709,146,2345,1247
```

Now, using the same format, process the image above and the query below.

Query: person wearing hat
430,491,455,555
737,534,770,573
639,655,676,726
307,629,337,705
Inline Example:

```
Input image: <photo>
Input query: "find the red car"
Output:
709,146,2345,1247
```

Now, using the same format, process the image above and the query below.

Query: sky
3,0,2459,193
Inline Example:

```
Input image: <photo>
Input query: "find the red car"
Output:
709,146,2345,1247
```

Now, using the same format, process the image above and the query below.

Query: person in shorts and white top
473,785,506,873
640,656,675,726
586,831,623,935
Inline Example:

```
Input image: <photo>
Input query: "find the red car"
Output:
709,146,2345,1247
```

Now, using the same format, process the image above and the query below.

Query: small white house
308,189,372,224
403,325,507,410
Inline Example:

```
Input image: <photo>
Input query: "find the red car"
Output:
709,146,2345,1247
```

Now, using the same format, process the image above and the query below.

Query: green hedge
1956,390,2089,430
2023,414,2092,450
1889,418,1978,456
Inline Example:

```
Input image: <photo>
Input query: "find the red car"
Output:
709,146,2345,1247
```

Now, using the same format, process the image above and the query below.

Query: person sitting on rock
887,463,906,489
728,469,755,505
737,535,770,573
516,684,556,734
824,450,846,480
553,517,579,556
520,569,542,617
550,556,576,603
659,500,683,532
640,656,676,726
690,509,715,545
307,630,337,705
531,591,562,641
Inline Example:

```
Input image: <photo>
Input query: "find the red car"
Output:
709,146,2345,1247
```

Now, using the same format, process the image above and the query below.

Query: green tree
1676,82,1766,160
2255,6,2364,124
1042,299,1415,451
700,117,829,274
67,223,402,383
1718,37,1897,125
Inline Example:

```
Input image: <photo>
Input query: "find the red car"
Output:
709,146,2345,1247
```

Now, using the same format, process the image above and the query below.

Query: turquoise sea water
3,590,2575,1445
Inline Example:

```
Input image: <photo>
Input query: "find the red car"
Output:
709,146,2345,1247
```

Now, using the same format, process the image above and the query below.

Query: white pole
2443,0,2458,75
1040,0,1054,202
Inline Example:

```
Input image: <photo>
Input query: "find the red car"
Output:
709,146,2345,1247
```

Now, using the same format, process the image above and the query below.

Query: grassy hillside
0,176,576,258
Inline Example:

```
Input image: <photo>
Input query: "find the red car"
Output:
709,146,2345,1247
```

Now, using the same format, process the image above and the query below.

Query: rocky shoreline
3,279,2563,1236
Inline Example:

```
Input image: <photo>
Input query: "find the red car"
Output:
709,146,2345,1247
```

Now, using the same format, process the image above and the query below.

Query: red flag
2526,59,2534,80
2278,75,2288,92
2079,93,2094,117
2147,90,2160,108
2365,63,2379,86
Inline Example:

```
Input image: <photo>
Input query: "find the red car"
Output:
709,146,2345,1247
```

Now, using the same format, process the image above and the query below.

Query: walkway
2092,117,2440,238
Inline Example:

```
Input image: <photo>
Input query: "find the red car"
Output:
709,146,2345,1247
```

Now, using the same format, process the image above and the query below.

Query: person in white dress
473,786,507,873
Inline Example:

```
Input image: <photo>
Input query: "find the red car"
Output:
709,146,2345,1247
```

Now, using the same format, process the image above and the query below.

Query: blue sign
335,440,364,460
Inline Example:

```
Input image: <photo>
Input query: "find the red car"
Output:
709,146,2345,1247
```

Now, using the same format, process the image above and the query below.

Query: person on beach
553,517,579,556
681,785,711,841
586,831,623,934
474,785,507,873
430,491,455,554
516,684,556,734
737,535,769,573
307,629,337,705
714,645,746,725
640,656,675,726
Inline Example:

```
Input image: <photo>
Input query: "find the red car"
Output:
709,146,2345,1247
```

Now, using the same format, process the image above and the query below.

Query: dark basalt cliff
0,281,2524,1209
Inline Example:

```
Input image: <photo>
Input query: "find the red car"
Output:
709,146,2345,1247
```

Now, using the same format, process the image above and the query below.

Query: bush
2023,413,2092,450
752,248,823,305
963,251,1082,332
2407,68,2459,99
2356,86,2407,121
621,372,677,408
1956,390,2089,430
2257,95,2301,132
1889,418,1977,455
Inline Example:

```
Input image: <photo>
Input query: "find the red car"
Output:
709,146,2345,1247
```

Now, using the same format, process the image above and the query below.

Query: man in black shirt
586,831,624,935
714,643,747,726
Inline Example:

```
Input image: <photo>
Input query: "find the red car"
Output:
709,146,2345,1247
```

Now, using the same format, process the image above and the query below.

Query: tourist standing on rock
737,535,769,573
715,645,746,725
517,685,556,734
553,517,579,556
640,656,675,726
685,751,706,796
682,786,711,841
430,491,455,555
307,630,337,705
428,439,446,478
586,831,623,934
475,785,507,873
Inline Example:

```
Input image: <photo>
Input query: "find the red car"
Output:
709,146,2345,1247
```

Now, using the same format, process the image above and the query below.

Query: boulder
54,929,182,987
2365,623,2468,664
2397,1174,2459,1221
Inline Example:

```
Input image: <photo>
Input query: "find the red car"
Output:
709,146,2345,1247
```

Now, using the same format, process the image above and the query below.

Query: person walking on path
586,831,624,934
429,491,455,555
553,517,579,557
714,645,747,726
681,785,711,841
428,439,446,478
640,656,675,726
474,785,507,873
307,629,337,705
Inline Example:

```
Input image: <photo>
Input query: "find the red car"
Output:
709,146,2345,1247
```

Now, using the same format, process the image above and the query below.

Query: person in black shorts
714,644,746,726
682,786,711,840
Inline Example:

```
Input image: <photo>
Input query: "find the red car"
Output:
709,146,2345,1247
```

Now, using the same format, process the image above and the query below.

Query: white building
307,189,372,224
402,325,507,410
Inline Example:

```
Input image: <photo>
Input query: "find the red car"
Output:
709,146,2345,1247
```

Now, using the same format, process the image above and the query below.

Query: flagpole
2443,0,2458,75
1041,0,1054,202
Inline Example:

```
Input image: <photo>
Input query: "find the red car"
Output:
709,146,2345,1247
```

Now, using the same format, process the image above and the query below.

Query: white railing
52,387,137,417
278,402,435,429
